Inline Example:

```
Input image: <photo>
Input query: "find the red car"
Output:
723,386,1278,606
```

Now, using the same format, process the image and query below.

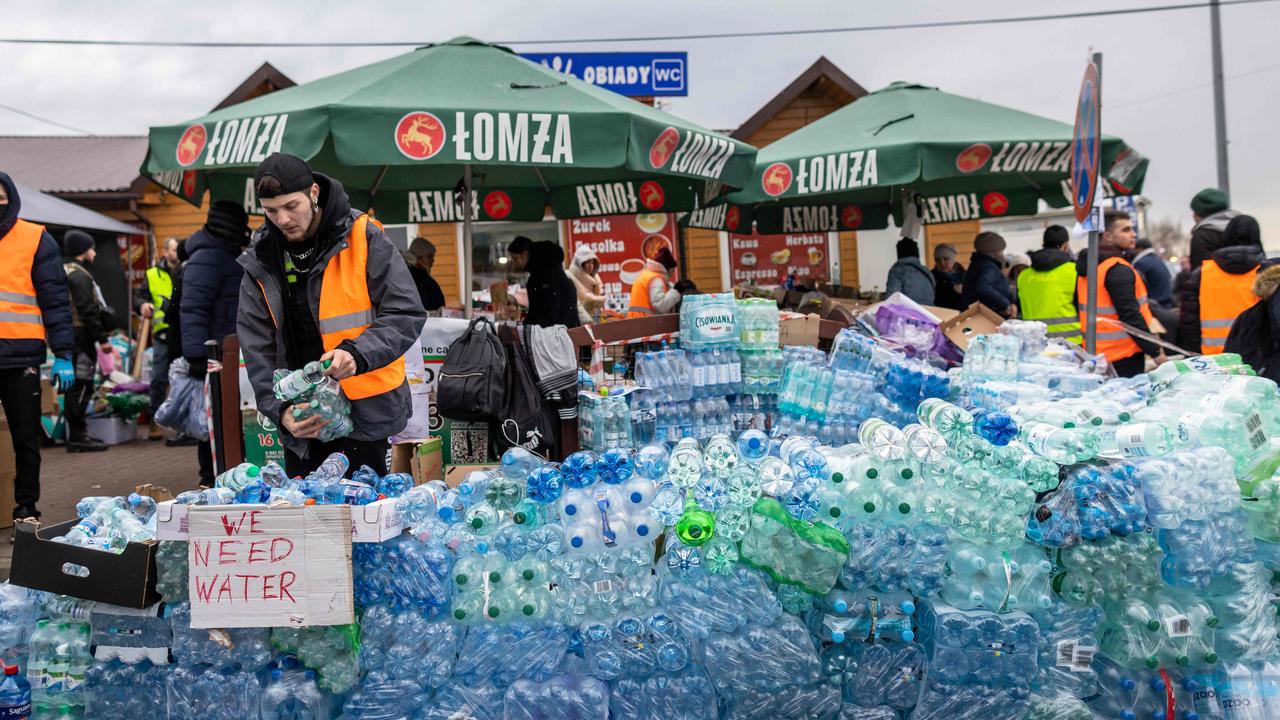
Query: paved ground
1,437,201,579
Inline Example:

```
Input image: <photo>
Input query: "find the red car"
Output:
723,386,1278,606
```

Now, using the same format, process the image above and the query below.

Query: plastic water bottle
630,390,658,446
272,359,328,400
1097,422,1175,458
310,452,350,481
668,438,704,488
859,419,907,461
737,429,769,464
214,463,261,492
0,664,31,719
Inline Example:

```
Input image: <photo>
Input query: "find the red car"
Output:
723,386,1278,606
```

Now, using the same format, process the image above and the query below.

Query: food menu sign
727,231,829,287
566,213,678,315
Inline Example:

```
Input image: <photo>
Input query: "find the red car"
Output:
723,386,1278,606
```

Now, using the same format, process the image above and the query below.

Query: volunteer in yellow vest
1179,214,1268,355
627,247,681,318
1076,210,1168,378
0,172,76,523
132,237,179,438
1017,225,1082,344
237,154,426,477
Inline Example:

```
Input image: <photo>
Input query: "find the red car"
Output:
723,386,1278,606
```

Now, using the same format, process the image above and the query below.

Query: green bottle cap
322,359,333,369
523,604,535,616
522,569,535,581
453,609,466,620
513,512,528,524
471,518,484,530
831,473,844,484
829,507,841,518
900,468,914,480
1145,656,1160,669
863,502,876,514
247,465,261,477
898,503,911,515
455,573,468,586
487,606,500,618
488,571,501,583
1146,619,1161,632
866,469,878,479
1207,616,1221,628
1176,655,1189,667
1205,652,1219,664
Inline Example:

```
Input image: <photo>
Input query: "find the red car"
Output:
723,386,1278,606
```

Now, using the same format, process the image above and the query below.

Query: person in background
0,172,76,524
1130,238,1174,309
133,236,180,440
1179,214,1268,356
1017,225,1081,344
1076,210,1166,377
1173,255,1194,307
568,245,606,325
1005,252,1030,304
1188,187,1238,269
962,232,1016,317
405,237,445,313
237,153,425,478
884,238,935,305
628,247,682,318
931,243,965,310
181,201,250,486
1225,263,1280,382
61,229,113,452
507,236,579,328
161,239,197,448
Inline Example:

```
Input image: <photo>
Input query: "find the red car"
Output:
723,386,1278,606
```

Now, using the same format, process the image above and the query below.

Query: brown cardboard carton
940,302,1006,351
391,437,444,485
444,463,501,488
779,315,823,347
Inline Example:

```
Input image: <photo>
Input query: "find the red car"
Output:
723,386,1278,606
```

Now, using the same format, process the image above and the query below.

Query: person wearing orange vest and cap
1076,210,1168,378
627,246,681,318
237,154,426,478
0,172,76,525
1179,214,1269,356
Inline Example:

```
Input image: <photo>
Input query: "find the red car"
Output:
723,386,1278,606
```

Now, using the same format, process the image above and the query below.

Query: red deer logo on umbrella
725,206,741,232
484,191,513,219
955,143,992,173
649,127,680,168
176,125,206,167
841,205,864,229
639,181,665,210
761,162,793,197
983,191,1010,216
181,171,197,198
395,111,446,160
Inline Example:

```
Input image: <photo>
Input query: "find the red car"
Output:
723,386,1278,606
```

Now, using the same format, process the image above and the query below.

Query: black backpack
492,325,558,458
437,317,507,421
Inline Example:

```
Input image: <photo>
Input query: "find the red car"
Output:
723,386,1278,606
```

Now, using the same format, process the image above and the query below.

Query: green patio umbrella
685,81,1147,235
140,37,756,314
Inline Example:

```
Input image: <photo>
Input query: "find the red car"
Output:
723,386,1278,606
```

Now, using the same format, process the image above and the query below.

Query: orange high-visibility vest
1199,258,1259,355
1077,255,1155,362
0,219,47,341
627,268,667,318
317,214,405,400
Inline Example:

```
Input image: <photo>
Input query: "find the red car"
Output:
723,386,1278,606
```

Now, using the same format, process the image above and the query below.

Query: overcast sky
3,0,1278,246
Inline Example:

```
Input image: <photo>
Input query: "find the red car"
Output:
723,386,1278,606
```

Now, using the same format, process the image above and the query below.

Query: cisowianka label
690,307,737,340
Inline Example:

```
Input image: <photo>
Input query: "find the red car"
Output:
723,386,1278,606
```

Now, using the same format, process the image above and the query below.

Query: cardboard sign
187,505,353,628
728,231,829,287
566,214,678,315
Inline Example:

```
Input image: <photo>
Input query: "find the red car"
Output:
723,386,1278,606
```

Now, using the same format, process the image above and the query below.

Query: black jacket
1189,210,1239,269
1027,247,1073,272
524,241,580,329
1131,250,1174,309
1226,264,1280,382
408,263,446,312
65,258,112,349
1077,246,1159,357
0,172,75,368
180,228,244,363
931,264,965,311
961,252,1013,314
1178,243,1268,354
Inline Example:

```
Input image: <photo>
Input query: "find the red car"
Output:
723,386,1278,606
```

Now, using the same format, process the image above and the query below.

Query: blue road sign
1072,62,1101,224
521,52,688,97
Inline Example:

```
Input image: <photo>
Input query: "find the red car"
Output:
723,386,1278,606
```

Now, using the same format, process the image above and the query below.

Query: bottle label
1113,426,1152,456
730,360,742,384
0,701,32,719
1164,614,1192,637
1176,413,1208,444
1024,424,1057,455
693,365,707,388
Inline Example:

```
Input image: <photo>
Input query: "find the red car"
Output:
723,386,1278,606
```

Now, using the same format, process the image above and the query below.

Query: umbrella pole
462,165,474,319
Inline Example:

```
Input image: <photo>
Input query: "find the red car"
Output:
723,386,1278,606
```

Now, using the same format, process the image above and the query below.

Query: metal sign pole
1083,52,1103,355
462,165,475,319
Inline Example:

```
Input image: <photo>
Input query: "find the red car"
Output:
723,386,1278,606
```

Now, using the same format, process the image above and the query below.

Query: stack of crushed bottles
7,319,1280,718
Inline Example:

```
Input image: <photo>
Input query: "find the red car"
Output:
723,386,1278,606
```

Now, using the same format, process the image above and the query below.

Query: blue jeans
150,333,171,414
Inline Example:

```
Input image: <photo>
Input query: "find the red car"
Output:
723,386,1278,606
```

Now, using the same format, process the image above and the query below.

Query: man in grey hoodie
884,238,935,305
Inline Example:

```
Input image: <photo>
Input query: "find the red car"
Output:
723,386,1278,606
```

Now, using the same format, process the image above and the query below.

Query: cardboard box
0,471,15,530
10,519,160,608
41,378,56,415
444,463,500,488
86,417,137,445
940,302,1006,351
157,497,404,544
243,410,286,468
391,437,443,485
779,315,823,347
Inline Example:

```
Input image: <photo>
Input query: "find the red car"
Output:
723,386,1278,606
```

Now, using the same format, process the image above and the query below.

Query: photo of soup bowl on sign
620,233,674,285
619,258,646,284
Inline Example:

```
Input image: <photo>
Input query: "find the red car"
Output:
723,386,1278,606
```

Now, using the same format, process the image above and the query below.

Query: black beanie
205,200,251,247
63,229,94,258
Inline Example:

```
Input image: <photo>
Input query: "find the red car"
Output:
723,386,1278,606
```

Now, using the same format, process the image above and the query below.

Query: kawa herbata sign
685,81,1147,235
142,38,755,223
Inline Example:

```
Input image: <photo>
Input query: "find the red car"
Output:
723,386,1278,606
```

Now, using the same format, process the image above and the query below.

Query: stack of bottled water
272,359,353,442
577,387,633,450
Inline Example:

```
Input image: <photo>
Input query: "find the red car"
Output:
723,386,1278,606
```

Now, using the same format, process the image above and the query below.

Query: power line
1109,60,1280,110
0,102,97,136
0,0,1275,48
